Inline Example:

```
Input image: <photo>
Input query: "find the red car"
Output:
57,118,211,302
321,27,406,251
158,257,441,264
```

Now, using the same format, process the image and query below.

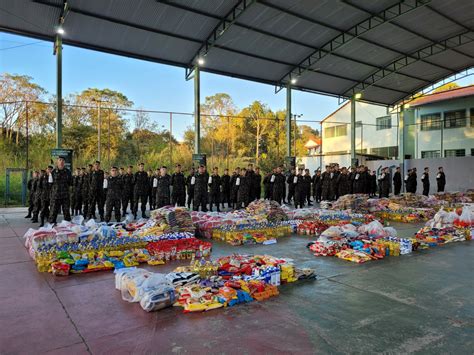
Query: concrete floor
0,209,473,354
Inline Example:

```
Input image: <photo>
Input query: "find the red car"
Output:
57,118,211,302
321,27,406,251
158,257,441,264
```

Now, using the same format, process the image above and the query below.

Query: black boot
39,217,45,227
25,213,31,218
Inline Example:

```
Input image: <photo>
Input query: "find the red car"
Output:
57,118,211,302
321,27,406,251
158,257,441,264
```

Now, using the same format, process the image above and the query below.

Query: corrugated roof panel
422,50,474,72
425,0,474,30
237,2,340,48
333,38,400,67
313,55,376,80
298,71,356,95
215,26,313,65
360,23,430,54
361,85,405,105
171,0,237,17
397,61,451,82
372,73,428,93
203,47,289,81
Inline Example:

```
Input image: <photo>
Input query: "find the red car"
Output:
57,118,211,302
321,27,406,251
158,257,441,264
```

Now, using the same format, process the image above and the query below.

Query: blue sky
1,32,339,140
1,32,472,140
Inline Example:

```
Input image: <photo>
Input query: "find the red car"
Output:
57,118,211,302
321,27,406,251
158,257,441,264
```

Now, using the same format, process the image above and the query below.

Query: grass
0,172,26,207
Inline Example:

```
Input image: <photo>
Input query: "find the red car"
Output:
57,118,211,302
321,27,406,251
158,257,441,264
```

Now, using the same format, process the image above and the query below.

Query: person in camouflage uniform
133,162,149,219
81,167,90,218
31,170,43,223
105,167,123,222
193,165,209,212
221,168,231,209
208,167,221,212
121,165,134,216
49,157,72,224
337,167,351,197
156,166,171,208
237,168,250,209
25,171,38,218
38,167,53,227
186,167,195,209
286,168,296,205
88,161,105,220
171,164,186,207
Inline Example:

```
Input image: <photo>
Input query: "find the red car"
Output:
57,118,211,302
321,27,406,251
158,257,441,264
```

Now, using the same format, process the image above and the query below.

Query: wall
411,96,474,158
322,101,398,156
365,156,474,193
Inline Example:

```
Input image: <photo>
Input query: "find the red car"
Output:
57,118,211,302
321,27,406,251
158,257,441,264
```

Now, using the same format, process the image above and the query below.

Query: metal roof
1,0,473,106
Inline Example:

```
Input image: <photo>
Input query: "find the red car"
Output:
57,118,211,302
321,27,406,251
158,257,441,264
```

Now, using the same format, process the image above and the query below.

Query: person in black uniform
121,166,134,216
263,170,273,200
404,169,412,193
208,167,221,212
272,167,285,205
294,168,305,208
312,170,322,203
286,168,296,205
321,166,331,200
303,169,313,206
171,164,186,207
105,167,124,222
193,165,209,212
80,167,89,218
71,167,83,216
393,167,402,195
87,161,105,220
221,168,231,209
25,171,38,218
38,167,53,227
148,169,157,210
156,166,171,208
230,167,241,209
368,170,376,197
421,167,430,196
329,166,338,201
436,167,446,192
186,167,195,209
378,167,390,198
133,162,149,219
49,156,72,224
253,167,262,200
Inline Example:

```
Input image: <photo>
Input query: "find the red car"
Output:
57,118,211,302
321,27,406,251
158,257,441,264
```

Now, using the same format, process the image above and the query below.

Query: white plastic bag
72,215,84,225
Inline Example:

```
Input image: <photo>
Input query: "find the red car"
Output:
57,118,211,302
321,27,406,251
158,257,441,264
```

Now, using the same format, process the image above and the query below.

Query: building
405,85,474,159
299,85,474,172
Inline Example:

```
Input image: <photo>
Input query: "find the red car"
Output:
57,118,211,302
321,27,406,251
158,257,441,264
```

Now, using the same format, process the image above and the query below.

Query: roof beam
343,0,474,61
344,31,474,97
186,0,257,67
425,5,473,32
275,0,431,86
156,0,430,85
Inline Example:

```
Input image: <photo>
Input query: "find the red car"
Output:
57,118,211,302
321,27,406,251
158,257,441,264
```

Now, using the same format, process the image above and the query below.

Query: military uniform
230,173,239,208
303,174,312,205
393,171,402,195
312,174,322,203
81,172,90,217
320,172,331,200
252,172,262,201
150,174,157,210
353,172,364,194
31,175,42,223
121,173,134,215
208,174,221,211
88,169,105,219
337,173,351,197
39,173,52,226
221,173,231,208
286,173,295,204
133,171,149,217
378,172,390,198
407,171,417,193
72,174,82,215
105,175,123,222
193,171,209,212
328,172,338,201
171,172,186,206
237,175,250,208
26,176,35,217
272,173,285,205
186,174,195,209
294,174,305,208
421,172,430,196
49,167,72,223
436,172,446,192
156,174,171,208
263,174,272,200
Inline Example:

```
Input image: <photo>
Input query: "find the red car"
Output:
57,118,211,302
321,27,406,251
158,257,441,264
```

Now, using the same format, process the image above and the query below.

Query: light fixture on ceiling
354,93,362,100
197,57,205,66
56,26,65,35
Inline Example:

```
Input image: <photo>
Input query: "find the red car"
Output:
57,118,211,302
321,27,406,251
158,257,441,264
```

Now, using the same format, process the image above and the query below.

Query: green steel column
399,107,405,191
440,112,444,157
286,83,292,157
350,97,356,165
55,35,63,148
194,66,201,154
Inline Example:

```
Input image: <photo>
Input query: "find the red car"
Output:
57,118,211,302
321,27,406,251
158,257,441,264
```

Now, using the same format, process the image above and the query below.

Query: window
376,116,392,130
335,125,347,137
324,126,334,138
324,124,347,138
421,150,440,158
371,146,398,158
444,110,466,128
445,149,465,157
421,113,441,131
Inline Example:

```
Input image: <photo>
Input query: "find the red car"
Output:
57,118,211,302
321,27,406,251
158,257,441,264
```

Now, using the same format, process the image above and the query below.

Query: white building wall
414,97,474,158
321,101,398,156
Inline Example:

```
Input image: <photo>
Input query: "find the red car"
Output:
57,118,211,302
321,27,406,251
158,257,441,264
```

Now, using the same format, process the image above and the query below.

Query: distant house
304,137,321,156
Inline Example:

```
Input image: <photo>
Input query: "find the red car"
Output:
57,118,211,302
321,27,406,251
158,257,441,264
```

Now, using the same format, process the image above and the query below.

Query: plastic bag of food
455,206,473,227
383,227,397,237
359,220,385,236
72,215,84,225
